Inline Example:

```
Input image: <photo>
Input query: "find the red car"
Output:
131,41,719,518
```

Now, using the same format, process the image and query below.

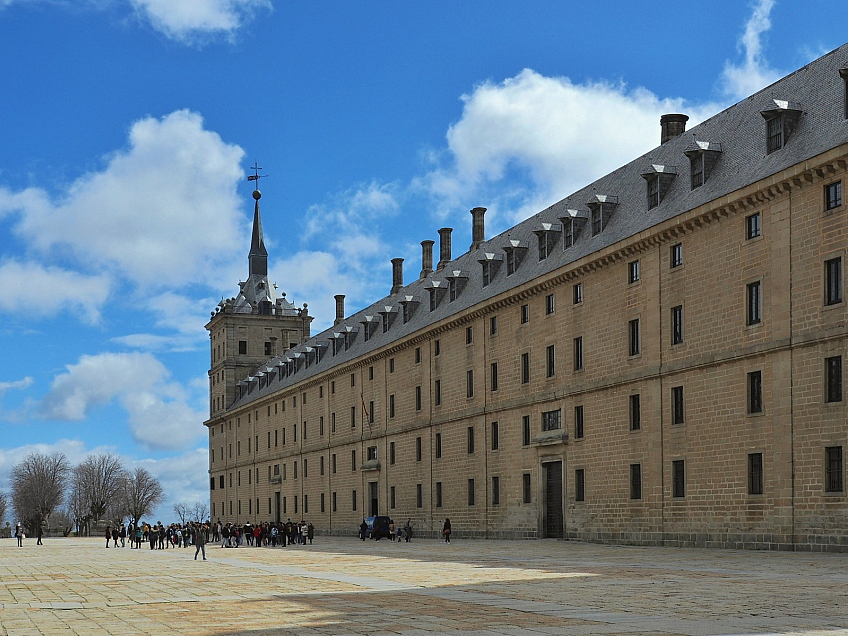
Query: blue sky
0,0,845,522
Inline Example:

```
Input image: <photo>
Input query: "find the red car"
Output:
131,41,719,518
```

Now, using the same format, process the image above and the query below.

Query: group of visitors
217,519,314,547
105,521,210,559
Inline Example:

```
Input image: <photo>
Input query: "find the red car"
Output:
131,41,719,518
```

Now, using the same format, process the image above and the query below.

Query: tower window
766,115,783,153
825,181,843,211
238,341,247,355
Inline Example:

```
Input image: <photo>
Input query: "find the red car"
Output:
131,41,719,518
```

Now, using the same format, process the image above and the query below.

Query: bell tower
205,166,313,424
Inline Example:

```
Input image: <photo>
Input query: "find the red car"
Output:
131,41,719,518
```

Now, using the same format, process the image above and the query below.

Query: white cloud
0,259,111,325
721,0,782,99
111,291,213,352
1,110,246,290
129,0,271,43
418,70,719,226
0,377,34,393
133,449,209,514
39,352,206,450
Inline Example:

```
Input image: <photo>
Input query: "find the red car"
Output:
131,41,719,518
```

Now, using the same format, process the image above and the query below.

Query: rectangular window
466,369,474,398
434,339,440,356
351,450,356,471
468,479,475,506
332,454,336,474
369,366,374,380
522,415,531,446
491,421,499,450
415,386,422,411
747,281,762,325
332,492,337,512
575,469,585,502
545,293,555,315
352,490,357,511
436,482,443,507
351,405,356,428
449,278,458,302
506,250,517,275
672,460,685,497
671,305,683,345
491,362,499,392
416,436,422,462
367,446,377,461
628,260,640,283
467,426,475,454
389,394,395,418
542,408,561,431
389,358,395,373
748,453,764,495
564,219,574,248
520,304,529,324
573,283,583,304
825,181,843,210
490,315,498,335
629,319,640,356
690,153,704,189
647,176,659,209
670,243,683,268
434,380,441,406
827,356,843,403
320,456,324,475
546,344,555,378
591,208,602,235
672,386,684,425
331,413,335,434
521,352,530,384
825,446,843,493
825,257,843,305
435,433,441,458
629,394,641,431
368,401,374,424
746,212,761,239
238,340,247,354
390,486,396,509
630,464,642,500
574,405,584,439
766,115,783,153
523,473,531,503
416,484,423,509
573,337,583,371
492,476,500,506
466,325,473,344
748,370,763,414
482,261,491,287
390,441,395,465
415,347,421,364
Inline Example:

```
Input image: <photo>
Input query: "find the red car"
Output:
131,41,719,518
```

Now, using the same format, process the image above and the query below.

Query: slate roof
229,42,848,410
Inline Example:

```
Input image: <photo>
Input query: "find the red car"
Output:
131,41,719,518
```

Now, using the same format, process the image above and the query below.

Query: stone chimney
391,258,404,295
437,228,452,271
470,207,486,250
334,294,345,326
660,114,689,144
420,240,434,279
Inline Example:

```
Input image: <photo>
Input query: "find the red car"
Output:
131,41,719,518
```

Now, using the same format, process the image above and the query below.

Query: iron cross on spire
247,161,268,189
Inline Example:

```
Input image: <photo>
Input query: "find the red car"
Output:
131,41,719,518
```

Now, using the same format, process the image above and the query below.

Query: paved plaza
1,536,848,636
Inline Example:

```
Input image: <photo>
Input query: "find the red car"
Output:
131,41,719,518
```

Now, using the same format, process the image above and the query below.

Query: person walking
442,518,452,543
119,523,126,547
194,524,207,560
105,526,112,548
15,523,24,547
36,524,43,545
307,522,314,545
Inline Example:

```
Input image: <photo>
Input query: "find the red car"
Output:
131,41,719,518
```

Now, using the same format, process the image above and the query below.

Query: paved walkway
1,536,847,635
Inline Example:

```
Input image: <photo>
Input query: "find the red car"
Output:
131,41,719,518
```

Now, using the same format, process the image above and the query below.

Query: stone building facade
206,45,848,550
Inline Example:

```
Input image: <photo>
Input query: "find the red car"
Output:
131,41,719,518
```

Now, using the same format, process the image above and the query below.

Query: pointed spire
248,189,268,277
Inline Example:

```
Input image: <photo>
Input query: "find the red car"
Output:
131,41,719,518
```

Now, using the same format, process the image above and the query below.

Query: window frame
541,408,562,432
746,212,762,240
630,463,642,500
825,446,844,493
825,180,843,211
826,356,843,403
671,386,685,425
628,318,640,357
573,405,584,439
747,370,763,415
575,468,585,502
672,459,685,498
825,257,843,306
629,394,641,431
670,243,683,269
748,452,764,495
746,280,762,326
671,305,684,345
628,260,640,284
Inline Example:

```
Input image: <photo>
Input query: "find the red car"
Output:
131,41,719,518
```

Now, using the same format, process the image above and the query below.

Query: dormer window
534,222,562,261
760,99,802,154
841,69,848,119
427,281,446,311
478,253,503,287
684,140,722,190
641,165,677,209
360,317,377,342
558,210,589,249
378,306,397,333
586,195,618,236
446,270,468,302
502,240,527,276
399,296,419,324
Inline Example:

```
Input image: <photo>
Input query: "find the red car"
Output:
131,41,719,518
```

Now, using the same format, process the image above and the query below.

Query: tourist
15,523,23,547
36,524,43,545
105,525,112,548
307,521,314,544
194,524,207,560
443,518,451,543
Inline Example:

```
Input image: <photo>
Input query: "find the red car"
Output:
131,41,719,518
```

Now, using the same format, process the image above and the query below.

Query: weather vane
247,161,268,189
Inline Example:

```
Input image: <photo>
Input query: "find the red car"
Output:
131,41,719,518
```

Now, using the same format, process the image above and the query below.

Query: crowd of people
217,519,315,547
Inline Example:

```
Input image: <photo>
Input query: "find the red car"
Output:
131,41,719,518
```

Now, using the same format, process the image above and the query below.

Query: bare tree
66,476,91,536
0,491,7,527
11,452,70,531
191,502,210,523
173,502,189,525
74,453,127,525
121,467,163,528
